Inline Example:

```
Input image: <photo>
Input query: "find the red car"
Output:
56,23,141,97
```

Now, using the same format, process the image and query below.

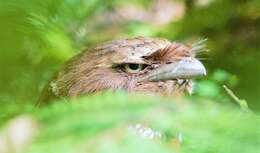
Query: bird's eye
123,64,146,73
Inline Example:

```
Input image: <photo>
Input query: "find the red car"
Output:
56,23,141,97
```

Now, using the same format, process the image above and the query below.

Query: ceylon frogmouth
38,37,206,105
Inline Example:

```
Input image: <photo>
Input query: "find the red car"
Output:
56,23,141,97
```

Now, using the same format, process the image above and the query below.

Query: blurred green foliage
1,92,259,153
0,0,260,152
195,69,238,102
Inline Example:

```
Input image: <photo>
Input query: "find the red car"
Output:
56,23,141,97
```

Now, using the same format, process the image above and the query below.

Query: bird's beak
138,58,206,82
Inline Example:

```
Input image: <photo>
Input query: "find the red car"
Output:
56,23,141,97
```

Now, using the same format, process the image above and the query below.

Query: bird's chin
160,79,194,96
132,79,194,97
174,79,194,95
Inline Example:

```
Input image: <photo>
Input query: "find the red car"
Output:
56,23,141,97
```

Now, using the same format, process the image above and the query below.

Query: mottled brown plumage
38,37,206,105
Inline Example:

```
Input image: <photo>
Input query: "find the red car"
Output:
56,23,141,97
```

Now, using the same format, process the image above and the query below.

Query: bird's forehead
94,37,172,63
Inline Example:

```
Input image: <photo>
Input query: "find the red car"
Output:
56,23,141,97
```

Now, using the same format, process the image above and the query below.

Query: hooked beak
138,58,206,82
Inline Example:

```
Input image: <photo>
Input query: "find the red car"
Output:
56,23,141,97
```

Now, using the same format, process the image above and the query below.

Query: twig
223,85,251,112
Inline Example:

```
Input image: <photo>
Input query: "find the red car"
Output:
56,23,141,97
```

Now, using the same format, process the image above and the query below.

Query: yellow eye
123,64,145,73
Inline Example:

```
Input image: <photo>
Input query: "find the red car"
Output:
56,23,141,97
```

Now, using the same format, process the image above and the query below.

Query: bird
38,36,206,105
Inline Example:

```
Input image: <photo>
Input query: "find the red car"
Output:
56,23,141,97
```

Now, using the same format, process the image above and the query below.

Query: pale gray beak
138,58,206,82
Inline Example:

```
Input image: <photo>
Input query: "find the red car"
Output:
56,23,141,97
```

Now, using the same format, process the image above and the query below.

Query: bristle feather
190,38,209,56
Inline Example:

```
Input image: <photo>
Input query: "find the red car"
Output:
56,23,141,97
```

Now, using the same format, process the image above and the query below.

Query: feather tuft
190,38,209,56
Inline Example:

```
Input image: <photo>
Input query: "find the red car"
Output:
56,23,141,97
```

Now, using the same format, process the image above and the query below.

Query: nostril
166,61,172,64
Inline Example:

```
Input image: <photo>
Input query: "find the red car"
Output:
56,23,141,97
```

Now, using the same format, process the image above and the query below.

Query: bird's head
40,37,207,103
